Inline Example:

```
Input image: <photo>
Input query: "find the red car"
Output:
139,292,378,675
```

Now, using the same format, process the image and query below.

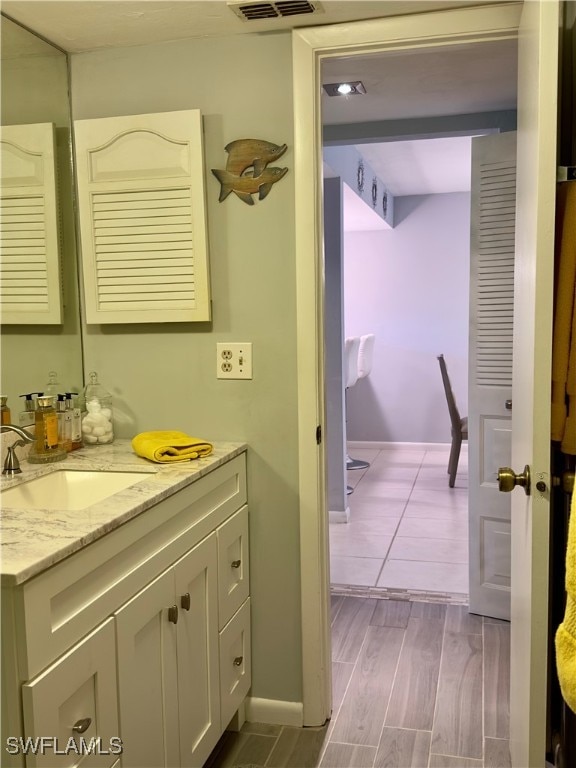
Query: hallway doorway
320,44,516,600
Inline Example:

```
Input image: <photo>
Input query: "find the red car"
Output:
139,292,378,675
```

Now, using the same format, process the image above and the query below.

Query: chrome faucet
0,424,35,476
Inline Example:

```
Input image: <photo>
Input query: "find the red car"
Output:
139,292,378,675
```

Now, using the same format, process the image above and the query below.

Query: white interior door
293,6,558,749
509,1,558,765
468,131,517,620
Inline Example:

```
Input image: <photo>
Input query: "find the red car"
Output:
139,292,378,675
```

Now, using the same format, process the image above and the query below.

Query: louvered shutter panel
0,123,63,324
73,110,211,324
468,131,516,620
472,150,516,386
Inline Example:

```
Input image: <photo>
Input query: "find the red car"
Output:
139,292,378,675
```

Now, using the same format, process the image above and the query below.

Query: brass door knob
72,718,92,734
497,465,531,495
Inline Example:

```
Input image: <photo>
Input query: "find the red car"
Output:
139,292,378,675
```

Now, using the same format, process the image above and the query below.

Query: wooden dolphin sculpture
211,166,288,205
224,139,287,176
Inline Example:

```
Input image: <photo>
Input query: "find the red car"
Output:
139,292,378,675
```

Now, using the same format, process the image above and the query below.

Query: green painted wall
70,32,302,704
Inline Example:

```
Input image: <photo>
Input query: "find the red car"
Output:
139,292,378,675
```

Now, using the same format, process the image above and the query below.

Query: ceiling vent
228,1,324,22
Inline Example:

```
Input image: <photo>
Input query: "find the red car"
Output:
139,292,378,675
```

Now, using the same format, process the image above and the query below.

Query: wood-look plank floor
206,597,511,768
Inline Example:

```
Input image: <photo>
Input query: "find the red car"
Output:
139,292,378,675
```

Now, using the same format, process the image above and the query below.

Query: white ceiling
321,38,518,124
0,1,505,53
1,0,518,212
356,135,475,196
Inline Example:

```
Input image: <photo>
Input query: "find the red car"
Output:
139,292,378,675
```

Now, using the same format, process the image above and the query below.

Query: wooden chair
437,354,468,488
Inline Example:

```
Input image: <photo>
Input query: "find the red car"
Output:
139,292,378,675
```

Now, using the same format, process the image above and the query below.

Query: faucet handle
3,444,23,475
1,424,35,476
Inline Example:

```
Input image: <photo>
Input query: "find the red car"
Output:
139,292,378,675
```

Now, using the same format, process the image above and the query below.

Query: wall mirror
0,14,84,416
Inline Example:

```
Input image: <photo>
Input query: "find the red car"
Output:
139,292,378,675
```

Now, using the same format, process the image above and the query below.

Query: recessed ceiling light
323,81,367,97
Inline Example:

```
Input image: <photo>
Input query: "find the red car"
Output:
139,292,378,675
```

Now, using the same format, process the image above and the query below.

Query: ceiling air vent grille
228,1,323,22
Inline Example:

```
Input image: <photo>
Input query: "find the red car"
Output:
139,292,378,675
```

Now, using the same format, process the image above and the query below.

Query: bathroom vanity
0,441,250,768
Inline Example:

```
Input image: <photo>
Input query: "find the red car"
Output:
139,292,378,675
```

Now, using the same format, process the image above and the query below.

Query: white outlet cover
216,342,252,379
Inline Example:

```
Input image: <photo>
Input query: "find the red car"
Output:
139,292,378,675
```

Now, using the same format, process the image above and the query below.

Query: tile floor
206,597,511,768
205,445,513,768
330,444,469,598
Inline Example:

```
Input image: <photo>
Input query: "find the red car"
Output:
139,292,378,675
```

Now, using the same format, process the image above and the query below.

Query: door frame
292,2,524,728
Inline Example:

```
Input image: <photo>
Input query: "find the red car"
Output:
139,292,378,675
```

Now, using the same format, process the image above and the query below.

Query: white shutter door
0,123,62,324
468,131,516,619
74,110,211,324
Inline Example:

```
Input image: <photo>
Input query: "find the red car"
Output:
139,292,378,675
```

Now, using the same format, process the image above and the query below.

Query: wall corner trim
245,697,304,727
329,507,350,524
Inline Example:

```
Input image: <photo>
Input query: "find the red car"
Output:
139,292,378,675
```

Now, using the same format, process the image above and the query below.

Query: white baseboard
347,440,453,452
245,697,304,727
329,506,350,524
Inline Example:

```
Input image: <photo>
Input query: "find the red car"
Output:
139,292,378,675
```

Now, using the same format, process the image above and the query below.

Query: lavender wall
344,193,470,444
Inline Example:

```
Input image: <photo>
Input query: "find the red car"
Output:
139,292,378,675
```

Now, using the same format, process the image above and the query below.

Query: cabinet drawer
217,506,249,629
21,619,119,768
16,454,246,679
219,599,251,729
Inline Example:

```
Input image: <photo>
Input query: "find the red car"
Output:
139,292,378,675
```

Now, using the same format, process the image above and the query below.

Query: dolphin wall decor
211,137,288,205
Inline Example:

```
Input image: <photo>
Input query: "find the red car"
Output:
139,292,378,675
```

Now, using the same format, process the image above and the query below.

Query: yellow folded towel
132,431,213,463
555,491,576,713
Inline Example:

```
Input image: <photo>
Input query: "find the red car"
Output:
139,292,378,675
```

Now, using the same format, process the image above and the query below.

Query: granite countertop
0,439,247,586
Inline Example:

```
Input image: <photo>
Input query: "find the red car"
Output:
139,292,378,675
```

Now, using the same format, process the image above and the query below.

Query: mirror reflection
0,15,83,419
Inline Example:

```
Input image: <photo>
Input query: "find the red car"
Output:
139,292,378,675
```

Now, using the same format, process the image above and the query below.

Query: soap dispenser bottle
66,393,83,450
0,396,11,426
82,372,114,445
56,394,72,452
19,393,43,427
28,396,66,464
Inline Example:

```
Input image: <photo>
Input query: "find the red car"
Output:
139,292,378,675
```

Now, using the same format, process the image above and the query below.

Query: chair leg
347,454,370,471
448,435,462,488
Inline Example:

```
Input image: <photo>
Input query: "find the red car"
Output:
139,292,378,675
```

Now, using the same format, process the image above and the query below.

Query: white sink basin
1,469,152,511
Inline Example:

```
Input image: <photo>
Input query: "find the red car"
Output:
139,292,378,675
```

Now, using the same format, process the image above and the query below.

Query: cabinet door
115,569,179,768
173,534,219,768
73,110,211,325
217,506,249,630
21,618,119,768
219,599,251,730
0,123,63,325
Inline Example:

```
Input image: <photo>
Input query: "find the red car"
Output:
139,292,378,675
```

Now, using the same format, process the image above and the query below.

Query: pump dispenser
82,372,114,445
28,396,66,464
56,395,72,452
66,393,83,450
19,393,43,427
0,397,11,426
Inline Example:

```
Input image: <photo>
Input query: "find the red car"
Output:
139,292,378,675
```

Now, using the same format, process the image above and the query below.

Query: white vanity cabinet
1,452,250,768
115,533,220,768
21,619,120,768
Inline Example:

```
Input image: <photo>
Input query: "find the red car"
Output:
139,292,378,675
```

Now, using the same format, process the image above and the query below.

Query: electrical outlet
216,342,253,379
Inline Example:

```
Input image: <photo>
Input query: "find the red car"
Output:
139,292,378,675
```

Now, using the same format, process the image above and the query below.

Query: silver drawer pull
181,593,191,611
72,718,92,734
168,605,178,624
231,560,241,569
233,656,243,666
